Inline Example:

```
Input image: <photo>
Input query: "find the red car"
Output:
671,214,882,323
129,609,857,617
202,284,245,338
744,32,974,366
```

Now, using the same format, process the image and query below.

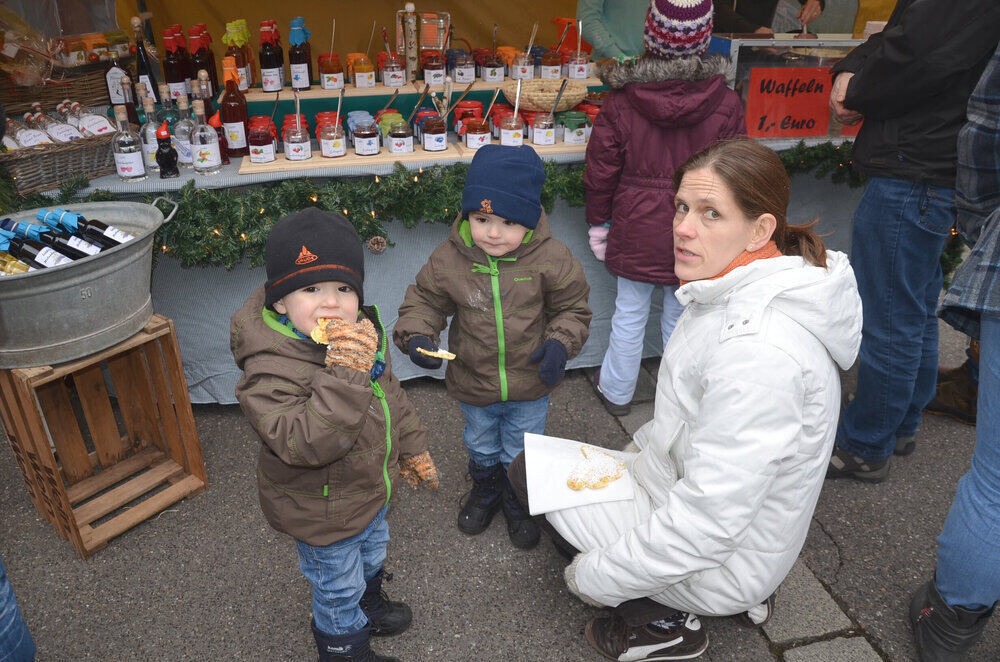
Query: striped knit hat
644,0,714,58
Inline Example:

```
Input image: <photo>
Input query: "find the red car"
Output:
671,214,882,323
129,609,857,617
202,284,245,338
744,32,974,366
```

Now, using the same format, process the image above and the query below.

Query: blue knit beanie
461,145,545,230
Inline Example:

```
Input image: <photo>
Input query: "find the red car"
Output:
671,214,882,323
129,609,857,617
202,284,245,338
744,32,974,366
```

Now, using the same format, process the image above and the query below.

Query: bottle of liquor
130,16,160,104
5,117,52,147
24,110,84,143
172,95,195,168
111,105,147,182
140,97,160,171
288,17,312,91
222,22,250,92
38,208,135,247
120,73,141,127
195,69,215,118
208,111,231,165
220,57,249,157
35,210,113,250
156,83,180,131
161,31,187,101
189,25,219,97
0,219,95,260
0,250,34,274
0,230,63,269
190,100,223,175
237,19,257,87
259,21,284,92
170,24,194,95
59,99,115,136
104,47,132,106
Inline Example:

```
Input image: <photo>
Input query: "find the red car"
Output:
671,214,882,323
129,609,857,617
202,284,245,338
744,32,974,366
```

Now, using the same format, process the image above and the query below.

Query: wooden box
0,315,207,558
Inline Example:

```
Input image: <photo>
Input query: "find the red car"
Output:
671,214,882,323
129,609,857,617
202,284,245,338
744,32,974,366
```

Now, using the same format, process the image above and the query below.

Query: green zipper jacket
231,286,428,546
394,212,592,407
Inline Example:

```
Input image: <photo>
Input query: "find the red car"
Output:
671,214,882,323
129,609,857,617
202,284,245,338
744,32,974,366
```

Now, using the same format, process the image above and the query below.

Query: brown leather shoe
926,362,977,426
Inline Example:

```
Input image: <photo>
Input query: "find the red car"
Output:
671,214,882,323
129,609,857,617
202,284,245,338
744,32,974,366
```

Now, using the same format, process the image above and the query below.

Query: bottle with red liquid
162,32,187,101
219,57,249,157
223,21,250,92
259,21,285,92
207,111,231,165
189,25,219,98
170,25,194,95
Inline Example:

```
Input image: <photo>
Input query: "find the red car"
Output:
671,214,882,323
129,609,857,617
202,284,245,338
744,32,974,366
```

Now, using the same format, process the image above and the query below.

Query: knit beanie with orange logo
264,208,365,308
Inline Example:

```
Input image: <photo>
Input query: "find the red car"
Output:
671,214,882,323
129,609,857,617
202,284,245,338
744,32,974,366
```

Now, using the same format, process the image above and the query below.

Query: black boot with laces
359,569,412,637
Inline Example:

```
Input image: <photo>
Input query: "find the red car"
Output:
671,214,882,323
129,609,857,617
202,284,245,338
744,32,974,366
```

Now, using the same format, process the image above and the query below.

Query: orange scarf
679,241,783,286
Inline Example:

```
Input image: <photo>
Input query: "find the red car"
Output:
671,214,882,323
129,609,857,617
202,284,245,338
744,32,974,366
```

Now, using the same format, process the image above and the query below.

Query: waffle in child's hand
567,446,627,491
310,318,333,344
416,346,456,361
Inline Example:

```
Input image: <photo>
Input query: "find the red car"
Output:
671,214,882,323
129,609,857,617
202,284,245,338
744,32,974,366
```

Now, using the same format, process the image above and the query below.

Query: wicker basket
0,58,134,116
500,79,588,113
0,134,116,195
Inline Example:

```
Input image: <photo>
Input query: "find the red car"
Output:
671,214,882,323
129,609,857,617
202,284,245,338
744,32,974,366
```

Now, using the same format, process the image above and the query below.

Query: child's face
273,281,360,333
469,211,529,257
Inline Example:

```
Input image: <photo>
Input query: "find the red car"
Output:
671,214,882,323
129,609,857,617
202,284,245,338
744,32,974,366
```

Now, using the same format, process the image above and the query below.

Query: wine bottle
0,229,74,268
130,17,160,104
39,208,135,246
111,105,147,182
0,219,97,259
220,57,249,157
189,25,219,97
104,48,132,105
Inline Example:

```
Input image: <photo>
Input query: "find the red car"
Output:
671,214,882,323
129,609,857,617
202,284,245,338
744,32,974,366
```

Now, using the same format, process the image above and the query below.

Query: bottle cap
130,16,141,30
208,111,222,128
156,121,170,139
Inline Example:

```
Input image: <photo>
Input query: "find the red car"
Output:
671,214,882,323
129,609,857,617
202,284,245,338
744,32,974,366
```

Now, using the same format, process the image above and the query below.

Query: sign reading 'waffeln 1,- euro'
746,67,833,138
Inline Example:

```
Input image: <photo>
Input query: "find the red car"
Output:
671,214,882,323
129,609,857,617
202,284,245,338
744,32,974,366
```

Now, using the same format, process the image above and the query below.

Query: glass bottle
450,53,475,84
196,69,216,118
130,16,160,103
190,100,223,175
33,209,111,250
39,207,135,247
5,118,51,147
157,84,180,131
173,95,195,168
0,220,93,260
223,22,250,92
161,32,187,100
189,25,219,98
318,54,344,90
259,21,285,92
104,48,131,106
119,73,141,127
238,19,257,87
170,24,194,95
220,57,249,157
208,111,231,165
139,97,160,171
0,230,73,268
0,252,33,274
288,17,312,91
353,55,376,89
60,100,115,136
25,110,84,143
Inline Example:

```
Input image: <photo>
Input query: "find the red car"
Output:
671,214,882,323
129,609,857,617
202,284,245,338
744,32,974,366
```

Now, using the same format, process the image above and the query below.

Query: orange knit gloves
322,318,379,373
399,451,439,490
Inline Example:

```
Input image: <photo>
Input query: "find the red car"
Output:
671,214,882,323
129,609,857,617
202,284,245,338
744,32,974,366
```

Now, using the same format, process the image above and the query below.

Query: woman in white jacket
509,138,863,661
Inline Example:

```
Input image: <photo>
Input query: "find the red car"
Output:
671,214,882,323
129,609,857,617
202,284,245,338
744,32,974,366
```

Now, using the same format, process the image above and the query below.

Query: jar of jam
567,52,590,80
453,100,484,134
481,54,505,83
500,115,524,146
283,126,312,160
383,54,406,87
423,54,446,86
512,53,534,80
532,113,555,146
464,118,491,150
496,46,518,75
413,108,438,139
353,122,380,155
318,122,346,158
451,52,475,84
472,48,491,77
249,125,276,163
421,116,447,151
353,55,376,88
540,50,562,79
491,108,512,139
561,111,590,144
318,53,345,90
387,121,415,154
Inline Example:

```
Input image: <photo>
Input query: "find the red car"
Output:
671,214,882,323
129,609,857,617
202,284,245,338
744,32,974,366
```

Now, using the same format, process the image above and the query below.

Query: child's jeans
600,277,684,406
460,396,550,467
296,505,389,636
0,554,35,662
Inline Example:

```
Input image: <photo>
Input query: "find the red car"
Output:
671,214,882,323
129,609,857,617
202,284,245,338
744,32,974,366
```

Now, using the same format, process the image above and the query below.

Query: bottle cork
114,105,128,122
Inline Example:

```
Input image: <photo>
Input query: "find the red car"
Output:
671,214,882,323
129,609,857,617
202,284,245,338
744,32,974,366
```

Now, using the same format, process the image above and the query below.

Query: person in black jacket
825,0,1000,483
712,0,822,34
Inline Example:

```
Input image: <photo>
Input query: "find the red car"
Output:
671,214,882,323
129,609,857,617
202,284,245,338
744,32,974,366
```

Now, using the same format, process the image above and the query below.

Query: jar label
261,67,283,91
194,142,222,168
425,70,446,86
454,66,475,84
290,63,310,88
320,137,346,157
114,151,146,177
500,128,524,146
223,122,248,149
465,131,491,149
532,127,555,145
237,68,248,92
513,65,533,80
173,137,193,163
80,115,115,135
540,65,561,79
383,69,406,87
482,67,504,82
389,135,414,153
106,66,127,104
354,135,379,155
68,235,101,255
355,71,376,88
568,63,589,79
167,81,187,99
36,246,72,268
250,142,276,163
321,72,345,90
284,140,312,160
564,127,587,144
423,132,447,151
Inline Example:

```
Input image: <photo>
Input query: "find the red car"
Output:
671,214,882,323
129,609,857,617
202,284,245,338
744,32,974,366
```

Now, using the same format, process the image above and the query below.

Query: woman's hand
798,0,823,25
564,555,604,607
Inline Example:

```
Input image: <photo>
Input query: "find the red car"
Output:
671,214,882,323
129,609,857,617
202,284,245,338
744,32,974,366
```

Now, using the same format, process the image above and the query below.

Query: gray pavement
1,319,996,661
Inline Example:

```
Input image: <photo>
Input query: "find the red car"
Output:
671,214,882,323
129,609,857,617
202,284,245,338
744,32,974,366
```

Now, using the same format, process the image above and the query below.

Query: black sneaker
585,612,708,661
592,369,631,417
825,445,889,483
732,593,775,628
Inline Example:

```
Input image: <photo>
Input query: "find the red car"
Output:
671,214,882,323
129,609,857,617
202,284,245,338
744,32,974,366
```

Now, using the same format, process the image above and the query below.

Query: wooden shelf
453,140,587,158
242,77,604,103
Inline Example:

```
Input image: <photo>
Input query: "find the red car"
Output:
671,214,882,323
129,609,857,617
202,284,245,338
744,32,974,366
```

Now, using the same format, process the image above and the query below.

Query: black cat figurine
155,121,179,178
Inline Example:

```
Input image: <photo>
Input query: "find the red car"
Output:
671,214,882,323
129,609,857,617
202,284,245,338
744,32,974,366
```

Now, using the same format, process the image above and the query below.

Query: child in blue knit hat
394,144,592,549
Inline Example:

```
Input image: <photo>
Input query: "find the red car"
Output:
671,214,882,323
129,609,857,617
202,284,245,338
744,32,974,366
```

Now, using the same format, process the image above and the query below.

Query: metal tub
0,198,178,368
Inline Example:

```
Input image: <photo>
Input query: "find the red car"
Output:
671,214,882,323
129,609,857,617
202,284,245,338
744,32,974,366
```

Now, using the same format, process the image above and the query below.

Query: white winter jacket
557,251,862,616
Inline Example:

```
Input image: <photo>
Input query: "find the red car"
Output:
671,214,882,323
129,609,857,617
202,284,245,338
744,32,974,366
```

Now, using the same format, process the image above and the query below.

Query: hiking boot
585,612,708,661
311,620,400,662
909,580,994,662
825,445,889,483
500,471,540,549
457,459,502,535
592,368,631,417
359,569,412,637
926,367,978,426
732,593,776,628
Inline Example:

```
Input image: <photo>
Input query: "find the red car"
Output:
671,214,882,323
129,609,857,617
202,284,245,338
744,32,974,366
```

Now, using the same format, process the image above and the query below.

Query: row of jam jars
318,53,345,90
248,115,278,163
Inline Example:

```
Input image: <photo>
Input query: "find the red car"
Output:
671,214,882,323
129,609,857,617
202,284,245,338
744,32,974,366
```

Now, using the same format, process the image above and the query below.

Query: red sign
746,67,831,138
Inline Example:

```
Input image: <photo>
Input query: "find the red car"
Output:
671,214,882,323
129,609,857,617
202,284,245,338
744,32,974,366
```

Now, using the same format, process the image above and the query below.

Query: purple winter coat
585,56,746,284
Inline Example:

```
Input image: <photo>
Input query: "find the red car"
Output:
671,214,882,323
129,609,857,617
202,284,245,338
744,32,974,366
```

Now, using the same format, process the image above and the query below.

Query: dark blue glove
408,335,443,369
530,339,568,387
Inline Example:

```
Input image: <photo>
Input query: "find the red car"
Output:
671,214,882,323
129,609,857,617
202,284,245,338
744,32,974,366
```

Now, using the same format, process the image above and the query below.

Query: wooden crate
0,315,207,558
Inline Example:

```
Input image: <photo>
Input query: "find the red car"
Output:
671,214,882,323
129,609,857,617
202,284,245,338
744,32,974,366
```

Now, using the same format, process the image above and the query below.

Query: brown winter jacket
394,212,592,407
231,287,428,546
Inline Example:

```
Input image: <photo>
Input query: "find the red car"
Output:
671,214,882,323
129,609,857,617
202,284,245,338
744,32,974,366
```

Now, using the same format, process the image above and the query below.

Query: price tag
746,67,831,139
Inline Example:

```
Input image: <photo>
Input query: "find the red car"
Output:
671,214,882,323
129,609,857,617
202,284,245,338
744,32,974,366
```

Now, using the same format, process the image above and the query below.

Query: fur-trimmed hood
597,54,735,89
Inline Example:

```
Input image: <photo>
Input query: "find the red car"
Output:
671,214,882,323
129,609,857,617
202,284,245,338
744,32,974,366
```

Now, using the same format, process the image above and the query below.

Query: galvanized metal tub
0,198,178,368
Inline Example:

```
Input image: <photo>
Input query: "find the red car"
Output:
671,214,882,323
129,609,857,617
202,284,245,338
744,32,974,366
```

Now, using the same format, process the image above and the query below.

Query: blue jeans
460,396,550,467
935,314,1000,610
296,505,390,636
599,277,684,406
837,177,956,461
0,556,35,662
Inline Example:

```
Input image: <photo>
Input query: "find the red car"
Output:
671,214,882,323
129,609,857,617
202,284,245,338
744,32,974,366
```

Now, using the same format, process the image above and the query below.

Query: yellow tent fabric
853,0,896,34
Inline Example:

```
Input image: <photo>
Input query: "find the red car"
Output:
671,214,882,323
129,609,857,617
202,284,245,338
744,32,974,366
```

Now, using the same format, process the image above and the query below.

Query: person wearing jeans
0,554,35,662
